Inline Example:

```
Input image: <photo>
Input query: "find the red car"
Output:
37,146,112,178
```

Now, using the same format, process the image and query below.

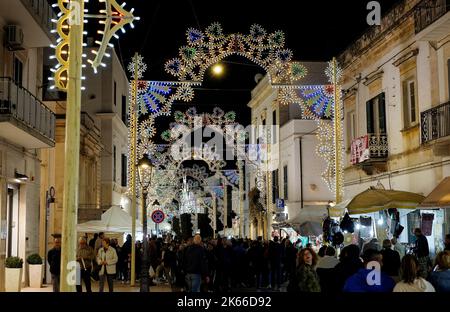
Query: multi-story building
247,62,334,240
340,0,450,254
0,0,56,290
39,45,130,282
81,45,130,215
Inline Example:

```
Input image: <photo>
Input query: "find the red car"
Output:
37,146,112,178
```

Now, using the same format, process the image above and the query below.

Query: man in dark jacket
183,234,209,292
47,238,61,292
414,228,431,278
269,236,283,290
380,239,401,279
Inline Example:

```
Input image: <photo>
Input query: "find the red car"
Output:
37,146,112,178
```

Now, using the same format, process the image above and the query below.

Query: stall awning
418,177,450,208
346,188,425,215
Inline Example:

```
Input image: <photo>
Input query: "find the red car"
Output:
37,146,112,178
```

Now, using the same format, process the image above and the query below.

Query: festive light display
50,0,138,90
314,59,344,201
165,23,307,86
126,26,346,240
298,85,335,119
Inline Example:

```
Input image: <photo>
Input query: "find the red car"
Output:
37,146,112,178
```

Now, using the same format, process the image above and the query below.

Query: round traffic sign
151,210,165,224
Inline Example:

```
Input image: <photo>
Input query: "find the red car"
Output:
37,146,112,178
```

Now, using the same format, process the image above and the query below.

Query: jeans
185,273,201,292
76,268,92,293
51,274,60,292
99,274,114,292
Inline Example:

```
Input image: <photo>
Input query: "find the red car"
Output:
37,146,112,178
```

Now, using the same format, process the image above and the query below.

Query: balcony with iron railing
421,101,450,144
414,0,450,41
0,77,55,148
350,133,389,175
21,0,57,37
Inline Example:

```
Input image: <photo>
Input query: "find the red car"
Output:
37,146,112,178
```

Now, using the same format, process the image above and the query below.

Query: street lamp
137,155,153,292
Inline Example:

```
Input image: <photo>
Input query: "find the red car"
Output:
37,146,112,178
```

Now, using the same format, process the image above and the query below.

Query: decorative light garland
50,0,138,90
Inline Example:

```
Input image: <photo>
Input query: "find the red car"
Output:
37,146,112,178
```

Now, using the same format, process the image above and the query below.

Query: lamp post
137,156,153,292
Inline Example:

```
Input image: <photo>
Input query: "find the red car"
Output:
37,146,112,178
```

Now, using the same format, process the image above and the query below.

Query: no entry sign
151,210,165,224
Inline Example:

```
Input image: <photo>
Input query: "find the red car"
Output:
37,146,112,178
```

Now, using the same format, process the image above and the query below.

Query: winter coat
380,248,401,277
183,244,208,276
393,278,435,292
428,269,450,292
76,245,95,270
343,268,395,292
295,264,321,292
47,248,61,275
334,258,364,292
96,247,118,275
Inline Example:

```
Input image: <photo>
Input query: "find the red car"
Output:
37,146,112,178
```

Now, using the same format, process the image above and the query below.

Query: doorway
6,185,19,257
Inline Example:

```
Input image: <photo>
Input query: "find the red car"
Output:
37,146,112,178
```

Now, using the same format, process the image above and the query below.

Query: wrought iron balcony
368,134,389,159
0,77,55,148
414,0,450,40
350,133,388,165
421,101,450,144
21,0,57,36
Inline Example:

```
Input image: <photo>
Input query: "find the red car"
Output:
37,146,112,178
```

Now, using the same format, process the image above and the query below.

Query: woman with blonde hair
393,254,435,292
428,250,450,292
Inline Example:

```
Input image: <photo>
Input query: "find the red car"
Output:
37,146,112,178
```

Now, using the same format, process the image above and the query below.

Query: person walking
183,234,209,292
393,254,435,292
269,236,283,290
428,250,450,292
47,238,61,292
76,237,95,292
413,228,431,279
120,234,132,283
94,232,105,255
89,233,98,249
333,244,363,292
97,238,118,292
289,247,320,292
391,237,406,260
380,239,401,281
316,246,339,294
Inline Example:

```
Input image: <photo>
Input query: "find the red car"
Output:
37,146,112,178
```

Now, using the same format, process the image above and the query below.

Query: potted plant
27,253,43,288
5,256,23,292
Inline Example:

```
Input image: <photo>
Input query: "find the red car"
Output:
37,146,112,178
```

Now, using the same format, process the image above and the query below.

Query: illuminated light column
212,192,217,239
331,57,344,204
266,131,272,241
238,161,244,238
223,178,228,234
50,0,138,292
60,0,84,292
129,53,139,286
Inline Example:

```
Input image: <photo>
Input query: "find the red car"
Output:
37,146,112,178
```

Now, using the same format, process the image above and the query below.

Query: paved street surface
21,281,172,292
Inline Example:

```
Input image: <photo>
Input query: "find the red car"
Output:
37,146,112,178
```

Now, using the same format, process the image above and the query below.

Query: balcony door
13,57,23,87
6,185,19,258
366,92,386,136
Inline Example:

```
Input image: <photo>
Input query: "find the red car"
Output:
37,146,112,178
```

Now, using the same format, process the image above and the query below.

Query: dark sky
111,0,402,128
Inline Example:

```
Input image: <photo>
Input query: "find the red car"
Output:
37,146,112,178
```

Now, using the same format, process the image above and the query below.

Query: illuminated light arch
129,23,344,207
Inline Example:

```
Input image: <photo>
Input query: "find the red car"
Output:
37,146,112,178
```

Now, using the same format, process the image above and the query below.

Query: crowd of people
46,229,450,293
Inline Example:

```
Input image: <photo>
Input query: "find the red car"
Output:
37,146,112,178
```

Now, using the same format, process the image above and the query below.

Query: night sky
112,0,402,129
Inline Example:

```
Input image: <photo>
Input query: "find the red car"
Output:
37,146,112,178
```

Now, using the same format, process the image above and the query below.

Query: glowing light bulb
212,63,224,75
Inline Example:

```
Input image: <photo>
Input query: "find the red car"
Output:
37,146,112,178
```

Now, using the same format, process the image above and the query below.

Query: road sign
276,198,285,210
151,210,165,224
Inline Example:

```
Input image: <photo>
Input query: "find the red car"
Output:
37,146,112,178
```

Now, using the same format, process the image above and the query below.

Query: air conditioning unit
4,25,24,51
